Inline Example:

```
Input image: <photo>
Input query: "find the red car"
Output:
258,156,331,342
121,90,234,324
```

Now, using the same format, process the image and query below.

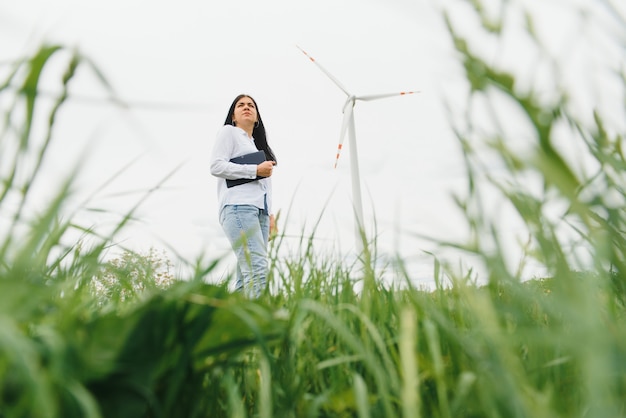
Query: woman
210,94,277,298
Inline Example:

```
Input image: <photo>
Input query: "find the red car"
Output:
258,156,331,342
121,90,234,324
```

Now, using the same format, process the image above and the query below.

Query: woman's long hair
224,94,277,164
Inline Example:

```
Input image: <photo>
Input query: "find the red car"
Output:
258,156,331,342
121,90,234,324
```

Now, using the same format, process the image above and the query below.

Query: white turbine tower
297,45,419,256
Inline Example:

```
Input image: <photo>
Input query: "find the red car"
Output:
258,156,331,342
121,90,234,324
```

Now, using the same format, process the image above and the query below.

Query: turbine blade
296,45,352,97
358,91,420,101
335,102,354,168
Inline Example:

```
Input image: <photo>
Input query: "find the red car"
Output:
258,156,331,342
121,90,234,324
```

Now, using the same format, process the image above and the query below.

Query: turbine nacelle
342,97,356,112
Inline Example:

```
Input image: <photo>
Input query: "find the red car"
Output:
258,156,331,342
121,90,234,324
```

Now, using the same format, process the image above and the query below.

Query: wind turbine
297,45,419,256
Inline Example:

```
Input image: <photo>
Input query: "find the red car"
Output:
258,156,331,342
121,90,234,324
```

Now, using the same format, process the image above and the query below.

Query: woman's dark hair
224,94,277,164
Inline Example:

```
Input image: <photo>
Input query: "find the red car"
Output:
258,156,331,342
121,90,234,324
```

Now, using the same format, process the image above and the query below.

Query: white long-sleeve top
210,125,272,216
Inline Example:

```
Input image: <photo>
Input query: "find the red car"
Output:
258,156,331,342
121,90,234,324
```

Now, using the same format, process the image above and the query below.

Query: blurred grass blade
400,307,420,418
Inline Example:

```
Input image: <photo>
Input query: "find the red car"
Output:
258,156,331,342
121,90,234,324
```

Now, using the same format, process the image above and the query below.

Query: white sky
1,0,624,286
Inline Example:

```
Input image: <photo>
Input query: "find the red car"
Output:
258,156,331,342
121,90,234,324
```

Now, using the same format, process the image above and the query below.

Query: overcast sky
1,0,624,286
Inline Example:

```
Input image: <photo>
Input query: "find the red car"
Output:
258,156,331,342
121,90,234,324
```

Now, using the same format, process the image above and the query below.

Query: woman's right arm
210,126,257,180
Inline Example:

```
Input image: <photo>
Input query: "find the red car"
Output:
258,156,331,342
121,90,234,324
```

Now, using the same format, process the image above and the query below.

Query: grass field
1,3,625,417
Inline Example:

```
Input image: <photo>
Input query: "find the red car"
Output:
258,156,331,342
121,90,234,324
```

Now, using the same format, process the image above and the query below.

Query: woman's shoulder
217,124,236,134
218,124,247,137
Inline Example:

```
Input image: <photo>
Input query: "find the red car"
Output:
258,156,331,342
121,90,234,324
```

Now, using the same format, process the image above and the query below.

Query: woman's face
232,96,258,126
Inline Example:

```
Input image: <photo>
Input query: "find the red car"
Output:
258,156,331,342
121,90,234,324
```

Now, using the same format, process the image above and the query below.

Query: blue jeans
219,205,270,298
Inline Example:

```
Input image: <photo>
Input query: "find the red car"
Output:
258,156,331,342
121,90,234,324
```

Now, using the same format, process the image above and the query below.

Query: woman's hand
269,213,278,240
257,161,276,177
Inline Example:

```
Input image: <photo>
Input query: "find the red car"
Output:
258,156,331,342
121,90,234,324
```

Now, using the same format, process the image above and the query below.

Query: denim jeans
219,204,270,298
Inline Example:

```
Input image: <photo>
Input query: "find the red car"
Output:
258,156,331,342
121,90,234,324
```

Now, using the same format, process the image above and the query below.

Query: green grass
1,3,625,417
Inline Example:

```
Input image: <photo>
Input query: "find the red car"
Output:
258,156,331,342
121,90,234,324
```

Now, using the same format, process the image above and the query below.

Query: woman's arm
210,126,258,180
